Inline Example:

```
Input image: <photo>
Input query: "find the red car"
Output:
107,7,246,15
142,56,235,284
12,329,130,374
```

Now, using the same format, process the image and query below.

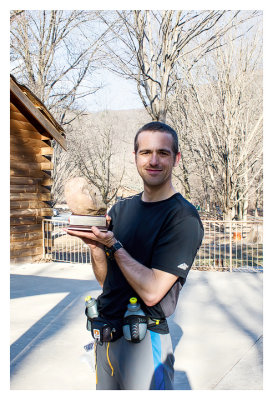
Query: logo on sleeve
177,263,189,271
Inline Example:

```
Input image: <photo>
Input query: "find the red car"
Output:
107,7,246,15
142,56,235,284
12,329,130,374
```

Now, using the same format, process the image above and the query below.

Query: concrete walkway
10,262,263,390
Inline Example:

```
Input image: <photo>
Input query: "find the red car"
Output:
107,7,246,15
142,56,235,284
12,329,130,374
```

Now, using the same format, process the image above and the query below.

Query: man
65,121,204,390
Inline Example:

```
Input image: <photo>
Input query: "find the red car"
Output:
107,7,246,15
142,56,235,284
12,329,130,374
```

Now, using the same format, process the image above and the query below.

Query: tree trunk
242,199,248,221
223,206,236,221
157,109,167,123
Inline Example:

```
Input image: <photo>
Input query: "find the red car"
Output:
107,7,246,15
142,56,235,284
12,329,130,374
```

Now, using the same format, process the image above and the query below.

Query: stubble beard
137,166,172,190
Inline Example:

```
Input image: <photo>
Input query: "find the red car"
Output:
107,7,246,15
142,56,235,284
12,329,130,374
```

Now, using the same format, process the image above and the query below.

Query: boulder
64,177,106,215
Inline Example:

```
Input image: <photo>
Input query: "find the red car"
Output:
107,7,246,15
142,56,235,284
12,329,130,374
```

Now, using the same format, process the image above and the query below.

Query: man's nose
149,152,159,166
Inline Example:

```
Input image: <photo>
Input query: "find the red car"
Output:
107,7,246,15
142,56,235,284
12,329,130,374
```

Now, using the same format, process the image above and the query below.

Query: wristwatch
104,240,123,259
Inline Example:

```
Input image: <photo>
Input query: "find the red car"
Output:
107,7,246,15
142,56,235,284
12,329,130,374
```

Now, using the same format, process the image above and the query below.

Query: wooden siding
10,96,58,263
10,76,66,264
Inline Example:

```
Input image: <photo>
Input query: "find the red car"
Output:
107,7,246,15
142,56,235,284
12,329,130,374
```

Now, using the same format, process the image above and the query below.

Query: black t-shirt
97,192,204,333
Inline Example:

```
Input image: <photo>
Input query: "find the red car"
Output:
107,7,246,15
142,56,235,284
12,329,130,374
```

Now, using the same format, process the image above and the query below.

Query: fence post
42,219,45,259
229,222,232,272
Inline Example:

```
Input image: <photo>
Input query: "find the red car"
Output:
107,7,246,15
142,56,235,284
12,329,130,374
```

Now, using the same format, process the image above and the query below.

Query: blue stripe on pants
150,331,165,390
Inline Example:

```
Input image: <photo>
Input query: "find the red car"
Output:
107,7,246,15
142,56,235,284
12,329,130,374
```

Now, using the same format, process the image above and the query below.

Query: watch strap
104,241,123,259
111,240,123,254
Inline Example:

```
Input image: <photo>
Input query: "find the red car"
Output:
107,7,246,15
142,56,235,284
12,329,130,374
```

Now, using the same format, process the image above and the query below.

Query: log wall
10,97,54,264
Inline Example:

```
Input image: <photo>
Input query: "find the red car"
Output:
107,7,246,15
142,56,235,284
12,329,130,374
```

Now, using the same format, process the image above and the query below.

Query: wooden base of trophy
67,215,107,231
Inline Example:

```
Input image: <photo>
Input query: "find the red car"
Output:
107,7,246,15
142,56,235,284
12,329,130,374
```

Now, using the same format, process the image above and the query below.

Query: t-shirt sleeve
151,214,204,279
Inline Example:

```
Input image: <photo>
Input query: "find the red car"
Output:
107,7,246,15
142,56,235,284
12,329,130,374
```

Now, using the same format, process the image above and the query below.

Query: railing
42,219,263,272
43,219,91,264
193,220,263,272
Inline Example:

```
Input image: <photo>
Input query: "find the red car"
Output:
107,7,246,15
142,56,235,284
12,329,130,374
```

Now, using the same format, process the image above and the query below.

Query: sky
86,69,144,112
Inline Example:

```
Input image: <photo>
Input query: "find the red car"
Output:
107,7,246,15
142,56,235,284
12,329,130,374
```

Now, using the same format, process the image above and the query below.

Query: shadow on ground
10,274,100,378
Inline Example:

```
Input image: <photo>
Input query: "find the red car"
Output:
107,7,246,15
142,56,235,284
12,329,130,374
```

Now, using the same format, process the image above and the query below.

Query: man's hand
62,227,104,249
64,226,116,247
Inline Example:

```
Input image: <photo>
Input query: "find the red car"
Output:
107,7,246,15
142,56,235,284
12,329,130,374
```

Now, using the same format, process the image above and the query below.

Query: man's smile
146,169,162,175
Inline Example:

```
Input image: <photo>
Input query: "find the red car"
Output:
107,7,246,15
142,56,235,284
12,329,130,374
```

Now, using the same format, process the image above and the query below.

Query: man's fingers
63,228,96,240
106,214,111,228
64,226,113,248
91,225,104,237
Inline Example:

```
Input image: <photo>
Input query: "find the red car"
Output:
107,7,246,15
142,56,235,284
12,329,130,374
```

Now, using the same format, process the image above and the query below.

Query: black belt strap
123,315,148,325
147,317,166,327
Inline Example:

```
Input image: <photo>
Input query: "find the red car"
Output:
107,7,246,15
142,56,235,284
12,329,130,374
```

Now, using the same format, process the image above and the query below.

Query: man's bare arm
90,246,107,287
114,247,178,306
67,226,178,306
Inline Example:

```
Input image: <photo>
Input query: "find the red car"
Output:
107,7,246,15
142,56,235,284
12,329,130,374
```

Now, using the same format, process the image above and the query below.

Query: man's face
134,130,180,189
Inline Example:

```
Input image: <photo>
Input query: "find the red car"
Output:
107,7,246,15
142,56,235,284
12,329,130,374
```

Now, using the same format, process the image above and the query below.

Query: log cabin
10,75,67,264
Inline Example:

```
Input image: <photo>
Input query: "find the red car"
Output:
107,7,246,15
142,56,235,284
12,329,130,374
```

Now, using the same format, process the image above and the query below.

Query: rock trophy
64,177,107,231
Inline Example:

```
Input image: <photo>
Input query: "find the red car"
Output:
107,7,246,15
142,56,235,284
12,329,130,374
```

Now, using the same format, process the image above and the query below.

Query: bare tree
10,10,111,125
253,175,263,217
10,10,24,22
169,27,263,220
100,10,260,122
68,111,125,205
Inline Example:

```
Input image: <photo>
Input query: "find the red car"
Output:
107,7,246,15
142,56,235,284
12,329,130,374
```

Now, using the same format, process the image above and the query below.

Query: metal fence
43,219,90,264
193,220,263,272
42,219,263,272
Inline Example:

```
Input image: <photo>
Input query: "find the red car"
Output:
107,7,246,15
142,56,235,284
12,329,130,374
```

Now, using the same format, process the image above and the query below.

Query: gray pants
95,330,174,390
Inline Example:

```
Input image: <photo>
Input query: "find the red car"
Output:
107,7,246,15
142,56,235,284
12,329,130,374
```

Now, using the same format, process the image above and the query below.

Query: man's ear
174,152,181,167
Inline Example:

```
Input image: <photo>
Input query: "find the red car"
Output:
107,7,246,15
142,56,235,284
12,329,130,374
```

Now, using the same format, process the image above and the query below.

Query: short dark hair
134,121,179,155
